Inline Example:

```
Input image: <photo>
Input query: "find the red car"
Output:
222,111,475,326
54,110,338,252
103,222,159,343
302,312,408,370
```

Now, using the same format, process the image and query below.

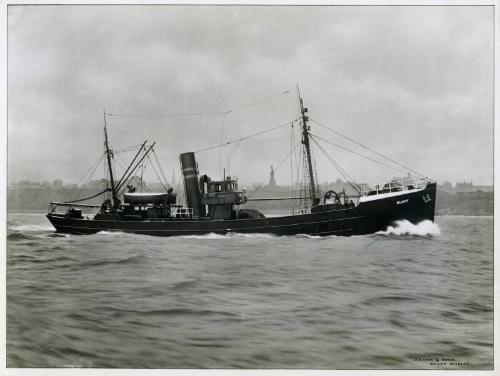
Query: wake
9,224,55,232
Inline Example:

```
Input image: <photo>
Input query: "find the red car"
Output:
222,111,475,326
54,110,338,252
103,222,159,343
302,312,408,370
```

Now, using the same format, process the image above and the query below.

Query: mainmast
103,111,119,208
298,86,319,207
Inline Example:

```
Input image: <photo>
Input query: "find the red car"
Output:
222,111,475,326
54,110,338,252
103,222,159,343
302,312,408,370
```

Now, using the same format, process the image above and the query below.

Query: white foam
96,231,127,236
9,224,55,232
179,232,277,240
295,234,324,239
377,220,441,237
179,233,229,240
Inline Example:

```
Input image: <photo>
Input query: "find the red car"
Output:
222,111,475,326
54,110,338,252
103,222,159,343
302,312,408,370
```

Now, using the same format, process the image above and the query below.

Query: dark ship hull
46,91,437,237
46,183,436,237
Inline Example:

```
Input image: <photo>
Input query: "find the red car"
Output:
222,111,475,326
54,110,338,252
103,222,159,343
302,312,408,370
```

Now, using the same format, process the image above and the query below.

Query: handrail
246,197,297,201
48,201,102,215
50,202,101,208
359,177,431,196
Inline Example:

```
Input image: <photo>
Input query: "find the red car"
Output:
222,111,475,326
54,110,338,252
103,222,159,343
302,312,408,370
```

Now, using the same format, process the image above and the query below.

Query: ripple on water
6,213,493,369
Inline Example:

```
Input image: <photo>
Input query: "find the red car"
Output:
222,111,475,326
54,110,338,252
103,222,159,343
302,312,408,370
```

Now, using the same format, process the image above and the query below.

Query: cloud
7,5,494,186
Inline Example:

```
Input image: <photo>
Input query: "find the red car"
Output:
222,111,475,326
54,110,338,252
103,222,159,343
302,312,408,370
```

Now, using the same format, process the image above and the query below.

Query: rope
63,188,110,204
310,118,430,179
195,119,298,153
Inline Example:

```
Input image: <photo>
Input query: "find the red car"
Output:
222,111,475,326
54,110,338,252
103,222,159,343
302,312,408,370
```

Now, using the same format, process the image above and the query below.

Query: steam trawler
46,89,436,236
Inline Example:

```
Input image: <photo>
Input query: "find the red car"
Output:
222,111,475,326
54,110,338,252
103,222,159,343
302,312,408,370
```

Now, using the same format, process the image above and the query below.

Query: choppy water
7,213,493,369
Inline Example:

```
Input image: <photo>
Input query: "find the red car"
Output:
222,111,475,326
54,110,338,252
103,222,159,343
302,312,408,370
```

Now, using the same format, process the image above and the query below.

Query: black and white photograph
3,1,495,372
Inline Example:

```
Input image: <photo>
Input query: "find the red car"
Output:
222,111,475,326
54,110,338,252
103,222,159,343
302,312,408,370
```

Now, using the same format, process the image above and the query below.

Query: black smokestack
180,152,203,217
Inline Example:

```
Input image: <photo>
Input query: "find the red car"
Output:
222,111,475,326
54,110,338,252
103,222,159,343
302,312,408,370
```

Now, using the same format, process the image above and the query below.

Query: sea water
6,213,493,369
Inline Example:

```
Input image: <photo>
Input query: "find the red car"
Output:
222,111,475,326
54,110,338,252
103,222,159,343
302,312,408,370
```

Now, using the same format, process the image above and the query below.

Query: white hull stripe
359,187,425,203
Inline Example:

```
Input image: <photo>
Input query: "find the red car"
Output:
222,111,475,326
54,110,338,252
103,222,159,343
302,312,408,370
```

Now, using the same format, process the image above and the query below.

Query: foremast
298,87,319,207
103,111,120,209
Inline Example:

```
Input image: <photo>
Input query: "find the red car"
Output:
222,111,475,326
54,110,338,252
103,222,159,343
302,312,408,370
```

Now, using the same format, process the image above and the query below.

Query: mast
115,140,147,189
297,86,318,206
103,111,119,208
115,142,156,193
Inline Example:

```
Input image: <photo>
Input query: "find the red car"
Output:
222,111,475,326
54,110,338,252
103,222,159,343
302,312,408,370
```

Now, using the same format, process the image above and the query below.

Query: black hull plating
46,183,436,237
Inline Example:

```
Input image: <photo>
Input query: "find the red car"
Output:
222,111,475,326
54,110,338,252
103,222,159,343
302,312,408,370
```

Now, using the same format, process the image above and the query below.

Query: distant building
13,180,40,188
456,181,474,192
83,178,107,188
438,181,453,193
438,180,493,193
52,179,63,189
455,181,493,193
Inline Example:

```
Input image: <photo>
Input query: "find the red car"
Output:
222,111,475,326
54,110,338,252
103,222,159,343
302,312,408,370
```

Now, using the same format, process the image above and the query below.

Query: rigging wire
137,165,149,192
63,153,106,202
107,111,226,118
309,118,430,179
248,141,301,196
115,142,156,193
114,142,148,190
64,188,110,204
118,163,150,196
298,148,310,213
309,133,409,176
111,146,131,173
225,90,291,114
118,165,143,195
106,146,133,194
103,141,108,200
195,119,298,153
146,154,170,192
310,137,361,194
290,123,296,213
117,144,149,188
226,139,244,176
292,123,302,214
114,144,145,153
310,136,356,185
219,112,227,177
152,149,171,188
105,89,292,118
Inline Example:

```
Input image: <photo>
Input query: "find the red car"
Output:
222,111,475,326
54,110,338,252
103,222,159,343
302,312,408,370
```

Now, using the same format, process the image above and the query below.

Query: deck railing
170,206,194,218
359,177,431,197
48,201,101,213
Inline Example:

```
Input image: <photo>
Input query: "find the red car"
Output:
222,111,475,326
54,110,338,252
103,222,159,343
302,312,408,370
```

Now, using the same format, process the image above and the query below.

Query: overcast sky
7,5,494,188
